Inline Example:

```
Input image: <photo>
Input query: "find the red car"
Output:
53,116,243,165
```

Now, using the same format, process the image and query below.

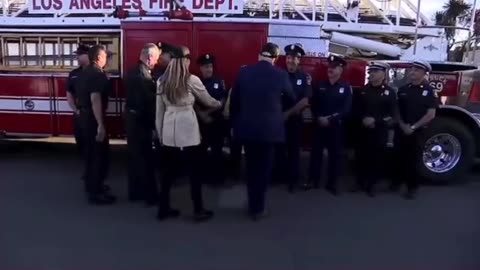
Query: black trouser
227,120,243,180
355,127,388,190
244,142,275,215
273,119,302,187
308,124,345,189
158,145,205,213
393,131,420,192
79,110,109,195
73,113,86,180
125,112,158,202
200,119,226,184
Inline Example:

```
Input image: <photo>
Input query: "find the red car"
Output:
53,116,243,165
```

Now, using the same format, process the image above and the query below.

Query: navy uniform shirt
230,61,296,143
310,80,352,124
283,70,311,112
76,64,110,112
201,76,227,118
358,83,397,127
124,61,156,128
397,81,438,125
66,66,84,102
202,76,227,102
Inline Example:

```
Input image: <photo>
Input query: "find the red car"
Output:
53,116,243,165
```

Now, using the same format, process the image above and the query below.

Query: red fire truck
0,0,479,184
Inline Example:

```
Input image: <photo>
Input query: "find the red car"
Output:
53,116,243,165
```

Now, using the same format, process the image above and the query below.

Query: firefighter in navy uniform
353,62,397,197
66,44,90,181
306,55,352,195
393,60,437,200
76,45,116,205
196,53,229,186
230,42,295,220
273,43,311,193
124,43,161,206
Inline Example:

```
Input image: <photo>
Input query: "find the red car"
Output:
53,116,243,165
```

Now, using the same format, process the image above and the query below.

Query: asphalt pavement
1,141,479,270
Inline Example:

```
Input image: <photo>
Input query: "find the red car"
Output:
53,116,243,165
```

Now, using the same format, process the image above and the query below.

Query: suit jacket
124,62,156,129
230,60,295,143
155,74,221,148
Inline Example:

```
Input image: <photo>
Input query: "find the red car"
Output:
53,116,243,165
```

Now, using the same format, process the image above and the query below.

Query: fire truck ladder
0,0,453,61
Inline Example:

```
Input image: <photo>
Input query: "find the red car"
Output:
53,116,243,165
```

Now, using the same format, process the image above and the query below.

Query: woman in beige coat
155,46,221,222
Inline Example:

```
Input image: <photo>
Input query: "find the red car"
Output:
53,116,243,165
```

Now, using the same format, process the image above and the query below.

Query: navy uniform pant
273,119,302,188
125,112,158,203
244,142,275,215
200,119,227,184
79,111,109,195
393,130,420,191
73,113,86,180
355,127,388,190
308,125,345,189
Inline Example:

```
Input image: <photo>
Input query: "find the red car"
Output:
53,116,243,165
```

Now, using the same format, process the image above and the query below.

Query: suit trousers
125,112,158,203
244,142,275,215
158,145,205,213
79,111,109,195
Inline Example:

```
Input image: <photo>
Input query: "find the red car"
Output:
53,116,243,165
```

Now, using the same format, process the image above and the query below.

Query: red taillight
469,82,480,103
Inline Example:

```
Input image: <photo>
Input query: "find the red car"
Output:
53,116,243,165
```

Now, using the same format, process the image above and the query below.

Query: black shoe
88,193,116,205
250,210,269,221
304,182,319,191
303,183,313,191
389,184,401,193
404,190,417,200
349,184,364,193
101,184,111,193
194,209,214,222
157,208,181,221
288,184,296,194
325,185,339,196
366,188,376,198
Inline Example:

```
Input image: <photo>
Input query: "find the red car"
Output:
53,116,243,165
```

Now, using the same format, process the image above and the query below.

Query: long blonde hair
159,46,191,104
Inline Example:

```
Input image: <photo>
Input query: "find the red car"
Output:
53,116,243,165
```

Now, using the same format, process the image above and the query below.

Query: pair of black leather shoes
156,208,214,222
88,192,116,205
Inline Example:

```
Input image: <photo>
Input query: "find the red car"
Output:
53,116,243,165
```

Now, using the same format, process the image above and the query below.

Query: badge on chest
339,87,344,94
422,90,428,96
383,90,389,96
296,79,302,86
214,83,219,89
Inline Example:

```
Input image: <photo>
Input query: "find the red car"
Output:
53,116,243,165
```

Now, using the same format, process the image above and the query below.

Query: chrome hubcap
423,133,461,173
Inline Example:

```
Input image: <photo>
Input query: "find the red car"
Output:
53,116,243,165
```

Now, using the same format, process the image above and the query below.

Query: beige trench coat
155,74,221,148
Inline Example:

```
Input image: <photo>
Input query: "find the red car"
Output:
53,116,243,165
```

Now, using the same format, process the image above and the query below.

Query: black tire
416,117,476,185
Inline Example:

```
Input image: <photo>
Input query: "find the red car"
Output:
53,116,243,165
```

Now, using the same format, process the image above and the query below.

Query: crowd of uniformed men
66,41,437,222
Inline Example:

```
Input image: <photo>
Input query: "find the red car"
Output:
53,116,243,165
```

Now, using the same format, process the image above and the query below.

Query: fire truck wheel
416,117,475,185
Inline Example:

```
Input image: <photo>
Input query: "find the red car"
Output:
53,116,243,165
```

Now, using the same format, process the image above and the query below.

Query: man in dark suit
124,43,161,206
230,42,295,220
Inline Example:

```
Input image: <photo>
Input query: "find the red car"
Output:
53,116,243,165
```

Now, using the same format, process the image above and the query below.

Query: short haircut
140,43,160,59
88,45,107,63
